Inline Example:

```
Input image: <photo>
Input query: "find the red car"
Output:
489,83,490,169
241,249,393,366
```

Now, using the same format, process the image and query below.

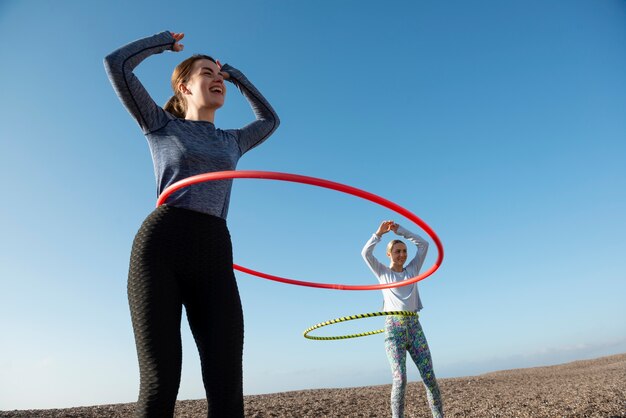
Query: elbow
103,51,116,68
257,107,279,135
270,112,280,133
265,112,280,138
103,56,112,74
103,52,121,76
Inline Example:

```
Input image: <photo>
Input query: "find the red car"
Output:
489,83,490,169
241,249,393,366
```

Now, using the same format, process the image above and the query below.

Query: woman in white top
362,220,443,418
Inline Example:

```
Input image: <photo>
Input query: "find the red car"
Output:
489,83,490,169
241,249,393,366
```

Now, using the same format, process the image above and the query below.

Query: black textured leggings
128,205,244,418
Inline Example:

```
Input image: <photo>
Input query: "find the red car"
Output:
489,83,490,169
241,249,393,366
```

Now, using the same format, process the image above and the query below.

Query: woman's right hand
375,220,396,237
170,32,185,52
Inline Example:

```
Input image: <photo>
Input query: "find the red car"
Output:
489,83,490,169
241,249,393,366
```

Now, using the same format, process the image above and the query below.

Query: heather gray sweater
104,31,279,218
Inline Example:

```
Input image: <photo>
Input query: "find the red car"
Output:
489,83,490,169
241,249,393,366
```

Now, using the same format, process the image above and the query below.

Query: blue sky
1,0,625,410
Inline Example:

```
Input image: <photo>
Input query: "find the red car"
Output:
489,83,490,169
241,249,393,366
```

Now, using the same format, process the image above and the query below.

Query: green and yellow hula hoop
303,310,418,340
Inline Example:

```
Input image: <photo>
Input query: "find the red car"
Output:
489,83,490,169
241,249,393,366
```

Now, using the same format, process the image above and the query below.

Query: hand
216,59,230,80
390,222,399,234
375,220,396,237
170,32,185,52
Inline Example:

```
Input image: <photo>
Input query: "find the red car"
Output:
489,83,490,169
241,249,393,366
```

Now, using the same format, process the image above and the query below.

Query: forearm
361,234,383,272
105,31,174,75
222,64,280,152
104,31,175,133
396,225,429,271
397,225,428,249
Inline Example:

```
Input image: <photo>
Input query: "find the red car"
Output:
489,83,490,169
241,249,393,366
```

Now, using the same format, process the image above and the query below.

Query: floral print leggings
384,315,443,418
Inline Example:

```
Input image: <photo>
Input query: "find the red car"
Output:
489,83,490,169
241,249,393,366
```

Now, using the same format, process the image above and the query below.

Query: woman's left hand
170,32,185,52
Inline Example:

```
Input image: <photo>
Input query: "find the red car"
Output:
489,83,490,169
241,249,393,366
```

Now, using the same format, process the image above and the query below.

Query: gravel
2,353,624,417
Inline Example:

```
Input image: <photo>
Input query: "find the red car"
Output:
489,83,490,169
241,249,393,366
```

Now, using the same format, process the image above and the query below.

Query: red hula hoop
156,171,443,291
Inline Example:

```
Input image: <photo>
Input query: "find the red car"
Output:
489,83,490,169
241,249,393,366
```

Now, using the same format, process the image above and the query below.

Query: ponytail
164,94,186,119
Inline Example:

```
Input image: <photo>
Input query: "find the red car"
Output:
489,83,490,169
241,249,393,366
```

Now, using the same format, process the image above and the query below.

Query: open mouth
209,87,223,94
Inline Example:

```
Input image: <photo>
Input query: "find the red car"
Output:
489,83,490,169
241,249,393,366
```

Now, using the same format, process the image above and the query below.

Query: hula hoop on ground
157,170,443,291
303,310,418,340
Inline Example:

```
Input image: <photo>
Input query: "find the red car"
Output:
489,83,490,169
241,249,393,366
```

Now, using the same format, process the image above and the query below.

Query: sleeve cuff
220,63,239,83
161,31,176,47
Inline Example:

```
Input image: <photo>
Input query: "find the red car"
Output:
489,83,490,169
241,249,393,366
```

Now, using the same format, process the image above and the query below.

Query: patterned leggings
384,315,443,418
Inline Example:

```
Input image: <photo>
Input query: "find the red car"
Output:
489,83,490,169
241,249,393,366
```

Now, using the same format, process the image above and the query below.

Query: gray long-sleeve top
104,31,279,218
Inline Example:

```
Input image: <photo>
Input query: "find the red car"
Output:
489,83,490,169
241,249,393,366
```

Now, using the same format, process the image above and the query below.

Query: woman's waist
384,313,419,326
140,204,229,238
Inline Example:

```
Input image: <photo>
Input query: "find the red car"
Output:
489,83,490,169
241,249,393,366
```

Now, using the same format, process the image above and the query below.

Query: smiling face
181,58,226,112
387,242,408,268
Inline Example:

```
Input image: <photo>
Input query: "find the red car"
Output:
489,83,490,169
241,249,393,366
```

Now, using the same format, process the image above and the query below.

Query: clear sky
1,0,625,411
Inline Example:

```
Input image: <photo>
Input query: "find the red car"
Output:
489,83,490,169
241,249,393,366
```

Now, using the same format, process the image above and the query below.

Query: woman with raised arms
362,220,443,418
105,31,279,417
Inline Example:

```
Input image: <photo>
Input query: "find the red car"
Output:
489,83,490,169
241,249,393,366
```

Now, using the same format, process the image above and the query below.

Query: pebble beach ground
2,353,624,417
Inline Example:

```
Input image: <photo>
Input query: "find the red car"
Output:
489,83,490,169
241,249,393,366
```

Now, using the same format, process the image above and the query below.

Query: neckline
181,118,215,126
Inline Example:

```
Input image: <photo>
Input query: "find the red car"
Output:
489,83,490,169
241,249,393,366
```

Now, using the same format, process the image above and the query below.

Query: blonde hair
164,54,216,118
386,239,405,254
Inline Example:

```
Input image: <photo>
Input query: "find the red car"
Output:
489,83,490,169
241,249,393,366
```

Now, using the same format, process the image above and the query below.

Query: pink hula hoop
156,171,443,290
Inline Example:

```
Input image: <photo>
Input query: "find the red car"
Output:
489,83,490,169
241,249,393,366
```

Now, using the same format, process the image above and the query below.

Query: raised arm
104,31,177,134
221,64,280,154
361,220,395,280
394,224,429,273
